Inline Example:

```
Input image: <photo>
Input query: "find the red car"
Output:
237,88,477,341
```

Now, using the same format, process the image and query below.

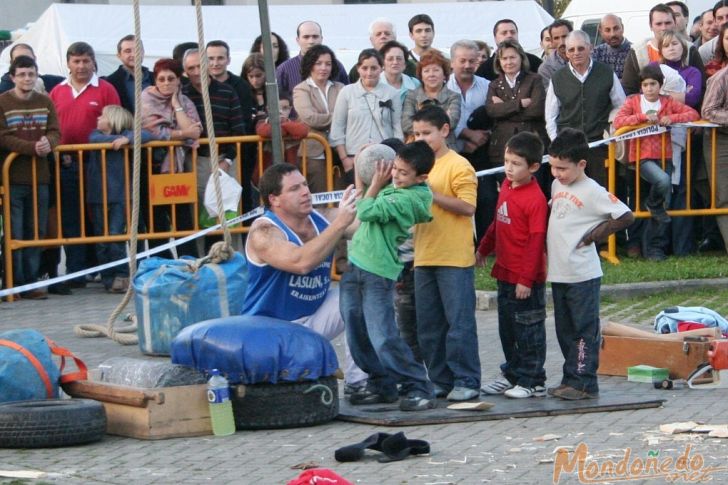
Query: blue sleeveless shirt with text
242,209,332,320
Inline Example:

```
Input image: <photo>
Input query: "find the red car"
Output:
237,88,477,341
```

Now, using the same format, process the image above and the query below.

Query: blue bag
0,329,60,403
133,252,247,356
170,315,339,385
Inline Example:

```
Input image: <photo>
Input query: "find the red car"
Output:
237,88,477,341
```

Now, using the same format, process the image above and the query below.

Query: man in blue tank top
243,163,367,387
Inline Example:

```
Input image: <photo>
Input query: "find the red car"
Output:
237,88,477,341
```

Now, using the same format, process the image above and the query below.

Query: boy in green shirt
340,141,436,411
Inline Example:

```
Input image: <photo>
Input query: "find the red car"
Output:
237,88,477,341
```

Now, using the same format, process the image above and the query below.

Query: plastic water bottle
207,369,235,436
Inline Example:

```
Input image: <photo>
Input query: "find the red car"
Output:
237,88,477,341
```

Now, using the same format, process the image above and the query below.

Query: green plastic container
627,365,670,383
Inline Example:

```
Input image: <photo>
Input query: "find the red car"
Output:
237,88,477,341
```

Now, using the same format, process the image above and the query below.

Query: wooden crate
63,380,213,440
599,336,713,380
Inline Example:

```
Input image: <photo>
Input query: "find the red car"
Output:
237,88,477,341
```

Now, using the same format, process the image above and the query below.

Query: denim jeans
89,203,128,287
639,159,672,211
394,262,422,362
496,281,547,388
60,163,87,279
340,266,433,398
640,159,672,256
10,184,49,285
551,277,602,394
669,150,695,255
415,266,481,391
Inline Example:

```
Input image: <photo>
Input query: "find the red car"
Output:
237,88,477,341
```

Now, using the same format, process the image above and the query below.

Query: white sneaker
481,376,514,395
504,385,546,399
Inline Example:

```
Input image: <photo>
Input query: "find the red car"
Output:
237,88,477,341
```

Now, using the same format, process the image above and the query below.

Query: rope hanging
75,0,234,344
74,0,144,345
194,0,234,250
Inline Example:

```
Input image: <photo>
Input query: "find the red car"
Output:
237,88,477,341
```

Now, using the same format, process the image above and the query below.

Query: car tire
0,399,106,448
232,376,339,430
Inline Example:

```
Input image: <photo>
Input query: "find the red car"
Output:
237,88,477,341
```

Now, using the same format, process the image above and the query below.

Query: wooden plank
63,380,163,408
336,395,665,426
599,336,712,379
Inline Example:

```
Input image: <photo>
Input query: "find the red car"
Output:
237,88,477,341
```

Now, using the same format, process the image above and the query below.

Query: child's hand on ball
370,159,393,188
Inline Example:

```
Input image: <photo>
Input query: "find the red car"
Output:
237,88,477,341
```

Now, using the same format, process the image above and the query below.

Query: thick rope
75,0,234,344
74,0,143,344
194,0,233,250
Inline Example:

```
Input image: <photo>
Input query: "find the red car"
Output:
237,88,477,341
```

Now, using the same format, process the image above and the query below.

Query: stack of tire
172,315,341,430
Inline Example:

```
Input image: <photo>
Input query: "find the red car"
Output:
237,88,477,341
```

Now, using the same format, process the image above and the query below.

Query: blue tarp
170,315,339,385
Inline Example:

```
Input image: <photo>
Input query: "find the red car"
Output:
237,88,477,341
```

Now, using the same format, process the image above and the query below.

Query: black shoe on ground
349,388,398,405
48,283,72,295
399,395,436,412
644,250,667,261
698,237,725,253
67,280,87,289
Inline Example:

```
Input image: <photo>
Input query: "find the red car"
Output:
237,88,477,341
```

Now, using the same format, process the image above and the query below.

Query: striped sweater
182,79,245,160
0,90,60,184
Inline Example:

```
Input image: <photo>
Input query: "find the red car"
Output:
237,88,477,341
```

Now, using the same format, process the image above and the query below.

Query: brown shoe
551,385,598,400
21,289,48,300
547,384,568,396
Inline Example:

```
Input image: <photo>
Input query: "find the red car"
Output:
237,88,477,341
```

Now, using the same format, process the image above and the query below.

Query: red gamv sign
149,173,197,205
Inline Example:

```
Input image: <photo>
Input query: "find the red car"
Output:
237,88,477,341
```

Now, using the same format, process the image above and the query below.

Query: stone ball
355,144,396,186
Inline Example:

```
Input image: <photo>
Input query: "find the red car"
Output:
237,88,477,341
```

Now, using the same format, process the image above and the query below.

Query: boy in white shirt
546,128,634,400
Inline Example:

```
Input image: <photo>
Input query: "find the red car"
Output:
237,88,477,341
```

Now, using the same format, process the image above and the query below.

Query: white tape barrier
3,122,717,297
474,122,717,178
0,191,349,298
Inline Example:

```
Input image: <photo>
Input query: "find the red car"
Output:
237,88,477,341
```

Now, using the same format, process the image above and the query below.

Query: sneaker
344,380,367,396
399,395,436,412
110,276,129,293
349,388,398,405
432,385,449,398
481,376,514,395
547,384,568,396
551,385,598,400
504,385,546,399
446,386,480,402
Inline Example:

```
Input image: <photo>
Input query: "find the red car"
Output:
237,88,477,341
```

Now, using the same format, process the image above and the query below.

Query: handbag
0,329,87,403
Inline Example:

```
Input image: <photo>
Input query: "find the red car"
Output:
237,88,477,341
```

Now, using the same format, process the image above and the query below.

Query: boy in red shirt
477,131,548,399
613,64,699,261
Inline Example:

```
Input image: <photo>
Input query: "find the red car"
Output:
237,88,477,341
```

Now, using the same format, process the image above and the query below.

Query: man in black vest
103,35,153,113
475,19,542,81
545,30,626,188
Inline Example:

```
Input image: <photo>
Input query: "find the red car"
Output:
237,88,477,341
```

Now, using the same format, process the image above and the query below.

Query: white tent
0,1,552,77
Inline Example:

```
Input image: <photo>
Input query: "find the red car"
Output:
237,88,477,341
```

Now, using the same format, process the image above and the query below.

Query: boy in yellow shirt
411,105,481,401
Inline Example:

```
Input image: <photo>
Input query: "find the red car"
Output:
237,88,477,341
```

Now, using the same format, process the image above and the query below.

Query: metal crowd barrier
605,122,728,263
1,133,334,295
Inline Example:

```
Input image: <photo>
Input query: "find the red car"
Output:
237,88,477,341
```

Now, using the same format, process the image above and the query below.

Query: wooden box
63,379,213,440
599,336,712,380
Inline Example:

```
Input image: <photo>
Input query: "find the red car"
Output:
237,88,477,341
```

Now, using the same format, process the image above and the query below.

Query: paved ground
2,285,728,484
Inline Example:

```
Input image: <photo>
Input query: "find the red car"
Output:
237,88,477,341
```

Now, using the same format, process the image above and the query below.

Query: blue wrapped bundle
0,329,60,403
170,315,339,385
133,253,247,356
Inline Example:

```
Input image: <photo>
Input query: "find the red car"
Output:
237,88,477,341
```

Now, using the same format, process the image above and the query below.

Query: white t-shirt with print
547,177,631,283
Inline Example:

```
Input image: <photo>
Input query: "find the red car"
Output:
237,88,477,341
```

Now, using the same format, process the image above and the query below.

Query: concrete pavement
2,285,728,484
